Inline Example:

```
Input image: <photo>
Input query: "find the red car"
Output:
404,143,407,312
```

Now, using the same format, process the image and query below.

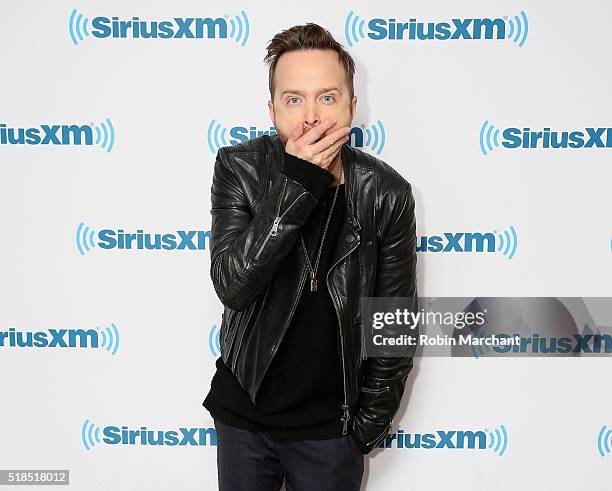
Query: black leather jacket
209,133,418,454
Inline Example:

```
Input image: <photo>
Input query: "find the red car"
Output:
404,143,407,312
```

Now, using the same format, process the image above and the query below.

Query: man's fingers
298,119,336,145
310,126,350,155
319,134,349,163
286,119,349,167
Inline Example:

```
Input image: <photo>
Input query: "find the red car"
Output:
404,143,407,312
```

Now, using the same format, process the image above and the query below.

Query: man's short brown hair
263,23,356,102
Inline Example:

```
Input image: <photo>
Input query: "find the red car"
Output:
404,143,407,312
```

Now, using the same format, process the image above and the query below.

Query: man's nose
303,106,320,130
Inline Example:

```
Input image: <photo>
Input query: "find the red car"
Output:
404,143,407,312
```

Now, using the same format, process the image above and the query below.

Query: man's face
268,49,357,145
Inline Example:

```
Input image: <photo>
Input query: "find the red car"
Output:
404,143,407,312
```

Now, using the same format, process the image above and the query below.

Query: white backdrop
1,1,611,489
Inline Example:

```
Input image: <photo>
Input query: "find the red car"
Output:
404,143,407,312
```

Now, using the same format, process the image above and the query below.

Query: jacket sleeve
209,146,334,311
349,181,419,454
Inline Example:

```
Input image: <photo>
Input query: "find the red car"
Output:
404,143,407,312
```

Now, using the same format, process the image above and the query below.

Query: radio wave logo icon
363,120,386,155
597,425,611,457
209,324,221,357
486,424,508,456
345,11,366,47
82,419,101,451
496,225,518,260
207,119,230,154
76,222,96,256
479,120,501,156
505,11,528,47
69,9,90,46
226,11,250,46
97,322,120,355
92,118,115,153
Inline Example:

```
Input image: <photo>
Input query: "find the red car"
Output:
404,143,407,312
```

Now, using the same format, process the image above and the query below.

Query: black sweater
203,150,350,441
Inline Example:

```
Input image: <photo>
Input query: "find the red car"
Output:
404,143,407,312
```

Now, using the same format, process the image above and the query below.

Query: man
203,23,418,491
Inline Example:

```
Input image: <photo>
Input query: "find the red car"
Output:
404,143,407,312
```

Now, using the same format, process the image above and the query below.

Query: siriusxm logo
417,225,518,260
345,10,528,47
480,121,612,155
69,9,249,46
207,119,386,155
76,222,211,255
0,119,115,153
81,420,216,450
0,323,119,354
598,425,611,457
377,425,508,456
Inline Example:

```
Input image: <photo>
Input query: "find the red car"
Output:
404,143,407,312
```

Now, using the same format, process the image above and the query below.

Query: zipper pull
270,216,281,236
341,403,350,435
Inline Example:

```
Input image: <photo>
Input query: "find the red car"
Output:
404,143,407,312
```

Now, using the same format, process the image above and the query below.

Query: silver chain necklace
299,157,344,293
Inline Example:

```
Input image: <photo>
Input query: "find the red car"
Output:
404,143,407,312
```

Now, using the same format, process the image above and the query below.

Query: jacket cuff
348,426,372,455
282,151,335,200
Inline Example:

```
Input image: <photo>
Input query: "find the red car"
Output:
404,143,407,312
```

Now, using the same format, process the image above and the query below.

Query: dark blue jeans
213,417,364,491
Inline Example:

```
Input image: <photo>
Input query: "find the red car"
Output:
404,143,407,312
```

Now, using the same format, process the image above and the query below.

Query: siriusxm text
98,229,211,250
0,328,98,348
90,17,228,39
1,124,93,145
417,233,495,253
368,17,505,41
502,127,612,149
103,426,216,446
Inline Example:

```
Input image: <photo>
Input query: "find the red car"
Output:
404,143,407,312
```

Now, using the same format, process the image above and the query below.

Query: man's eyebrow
280,87,341,97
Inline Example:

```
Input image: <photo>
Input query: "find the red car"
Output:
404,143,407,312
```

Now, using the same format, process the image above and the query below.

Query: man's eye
288,97,300,105
322,95,335,103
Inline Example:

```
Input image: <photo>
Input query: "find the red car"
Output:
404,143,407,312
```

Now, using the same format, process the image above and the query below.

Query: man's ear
268,100,275,125
350,95,357,119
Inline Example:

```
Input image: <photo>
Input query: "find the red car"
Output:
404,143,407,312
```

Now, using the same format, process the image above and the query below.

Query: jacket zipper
271,177,286,236
361,315,368,360
326,234,360,435
360,237,373,361
253,177,288,260
260,266,309,386
254,190,307,260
